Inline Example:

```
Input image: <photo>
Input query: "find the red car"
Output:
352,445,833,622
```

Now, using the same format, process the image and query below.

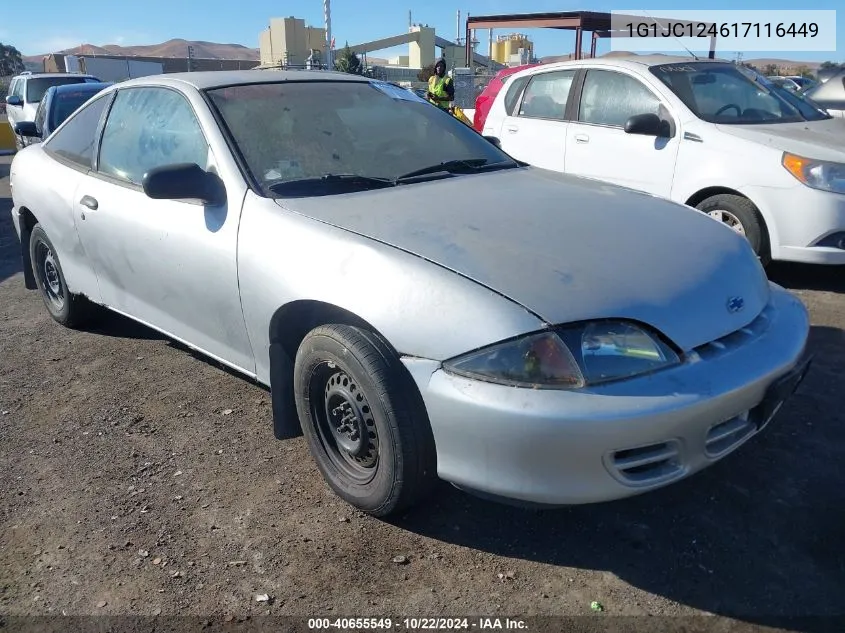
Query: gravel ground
1,154,844,632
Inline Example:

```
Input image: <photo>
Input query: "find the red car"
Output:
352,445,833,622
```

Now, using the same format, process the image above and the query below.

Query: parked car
801,68,845,118
10,70,811,517
473,63,539,133
14,82,113,147
4,72,101,149
766,76,801,93
483,56,845,266
785,75,817,92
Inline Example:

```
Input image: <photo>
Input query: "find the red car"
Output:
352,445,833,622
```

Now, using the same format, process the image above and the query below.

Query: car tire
293,324,437,517
696,194,770,265
29,224,97,328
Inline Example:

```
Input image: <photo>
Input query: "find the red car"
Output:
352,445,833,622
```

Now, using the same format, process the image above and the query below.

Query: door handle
505,125,519,133
574,134,590,144
79,195,98,210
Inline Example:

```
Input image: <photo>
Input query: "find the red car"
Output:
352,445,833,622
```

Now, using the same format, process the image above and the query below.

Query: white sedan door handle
505,125,519,133
574,133,590,144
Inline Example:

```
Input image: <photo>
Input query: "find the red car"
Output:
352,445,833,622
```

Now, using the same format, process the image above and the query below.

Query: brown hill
24,38,259,62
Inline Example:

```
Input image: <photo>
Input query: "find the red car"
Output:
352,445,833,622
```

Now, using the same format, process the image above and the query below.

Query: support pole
324,0,333,69
574,27,582,60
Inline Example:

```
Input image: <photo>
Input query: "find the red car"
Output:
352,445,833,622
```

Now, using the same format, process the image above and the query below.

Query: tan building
491,33,534,65
260,17,326,67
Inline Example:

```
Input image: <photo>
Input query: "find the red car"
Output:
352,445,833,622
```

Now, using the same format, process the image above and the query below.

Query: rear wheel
29,224,97,328
293,324,437,517
696,194,770,265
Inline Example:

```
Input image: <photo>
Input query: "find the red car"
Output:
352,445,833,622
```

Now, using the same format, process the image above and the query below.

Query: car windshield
649,62,829,124
205,80,518,196
26,77,93,103
50,89,103,130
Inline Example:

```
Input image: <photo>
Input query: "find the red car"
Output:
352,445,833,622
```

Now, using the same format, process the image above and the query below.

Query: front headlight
782,152,845,194
442,321,681,390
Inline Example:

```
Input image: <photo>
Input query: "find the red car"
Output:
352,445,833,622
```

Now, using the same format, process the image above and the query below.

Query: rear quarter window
503,75,531,115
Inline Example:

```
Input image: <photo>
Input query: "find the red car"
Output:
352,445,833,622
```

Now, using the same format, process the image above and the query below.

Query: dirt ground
1,153,844,632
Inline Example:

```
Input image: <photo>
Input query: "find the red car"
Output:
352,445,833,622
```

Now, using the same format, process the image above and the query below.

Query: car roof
116,69,372,91
16,72,97,79
516,54,733,74
50,81,112,95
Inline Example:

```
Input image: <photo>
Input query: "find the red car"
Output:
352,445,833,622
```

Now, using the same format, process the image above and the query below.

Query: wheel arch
684,186,773,254
266,299,404,441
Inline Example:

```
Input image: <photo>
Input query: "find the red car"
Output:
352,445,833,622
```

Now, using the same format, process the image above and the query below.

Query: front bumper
403,284,810,506
747,184,845,264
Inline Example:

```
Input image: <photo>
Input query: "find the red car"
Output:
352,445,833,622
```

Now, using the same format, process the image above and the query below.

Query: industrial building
257,13,509,83
259,17,328,68
490,33,534,66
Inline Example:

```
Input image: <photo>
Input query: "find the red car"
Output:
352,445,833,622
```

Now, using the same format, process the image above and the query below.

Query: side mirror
141,163,226,206
483,135,502,148
5,95,23,107
624,113,668,137
14,121,39,138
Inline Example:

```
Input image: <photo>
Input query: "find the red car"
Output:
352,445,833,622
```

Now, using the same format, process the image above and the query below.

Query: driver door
565,69,680,197
72,86,255,373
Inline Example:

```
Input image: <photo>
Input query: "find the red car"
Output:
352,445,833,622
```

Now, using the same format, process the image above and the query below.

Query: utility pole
324,0,333,70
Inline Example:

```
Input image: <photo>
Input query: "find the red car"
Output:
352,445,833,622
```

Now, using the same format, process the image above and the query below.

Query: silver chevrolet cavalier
9,70,811,517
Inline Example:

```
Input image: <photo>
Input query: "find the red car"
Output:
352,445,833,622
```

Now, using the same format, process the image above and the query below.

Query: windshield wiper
268,173,396,195
394,158,516,183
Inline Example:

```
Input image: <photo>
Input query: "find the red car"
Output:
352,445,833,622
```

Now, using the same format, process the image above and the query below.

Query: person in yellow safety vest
427,58,454,111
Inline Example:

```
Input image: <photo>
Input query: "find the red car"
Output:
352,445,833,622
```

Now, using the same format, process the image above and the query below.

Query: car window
98,87,209,186
649,62,826,124
518,71,576,120
50,89,103,131
578,70,660,127
503,75,530,115
26,77,89,104
206,81,515,195
34,97,47,133
11,79,24,99
42,93,111,168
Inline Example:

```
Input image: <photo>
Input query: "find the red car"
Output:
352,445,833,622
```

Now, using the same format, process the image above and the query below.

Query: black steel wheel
29,224,96,328
314,365,381,483
294,324,437,516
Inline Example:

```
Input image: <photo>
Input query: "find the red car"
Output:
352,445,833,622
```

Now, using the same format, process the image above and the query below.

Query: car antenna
641,10,700,60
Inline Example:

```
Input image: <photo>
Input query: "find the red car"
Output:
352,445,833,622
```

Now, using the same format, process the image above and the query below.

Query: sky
1,0,842,64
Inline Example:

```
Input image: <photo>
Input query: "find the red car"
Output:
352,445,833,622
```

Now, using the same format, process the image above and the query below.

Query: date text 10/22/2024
307,618,529,630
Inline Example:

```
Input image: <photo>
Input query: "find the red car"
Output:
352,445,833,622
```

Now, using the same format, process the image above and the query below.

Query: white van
483,56,845,265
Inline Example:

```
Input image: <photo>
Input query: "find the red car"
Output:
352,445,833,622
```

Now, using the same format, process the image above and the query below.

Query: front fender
236,192,546,386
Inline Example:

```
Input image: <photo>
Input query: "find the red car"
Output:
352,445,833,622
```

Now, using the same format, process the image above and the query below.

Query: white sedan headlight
442,321,681,389
782,152,845,194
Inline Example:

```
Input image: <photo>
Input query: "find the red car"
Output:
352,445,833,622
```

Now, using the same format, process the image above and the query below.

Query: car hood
715,117,845,162
275,167,771,352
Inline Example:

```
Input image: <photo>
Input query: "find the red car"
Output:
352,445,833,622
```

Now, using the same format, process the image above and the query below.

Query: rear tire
293,324,437,517
29,224,97,328
696,194,770,265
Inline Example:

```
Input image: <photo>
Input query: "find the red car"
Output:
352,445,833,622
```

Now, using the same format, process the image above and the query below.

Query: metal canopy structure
464,11,717,66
